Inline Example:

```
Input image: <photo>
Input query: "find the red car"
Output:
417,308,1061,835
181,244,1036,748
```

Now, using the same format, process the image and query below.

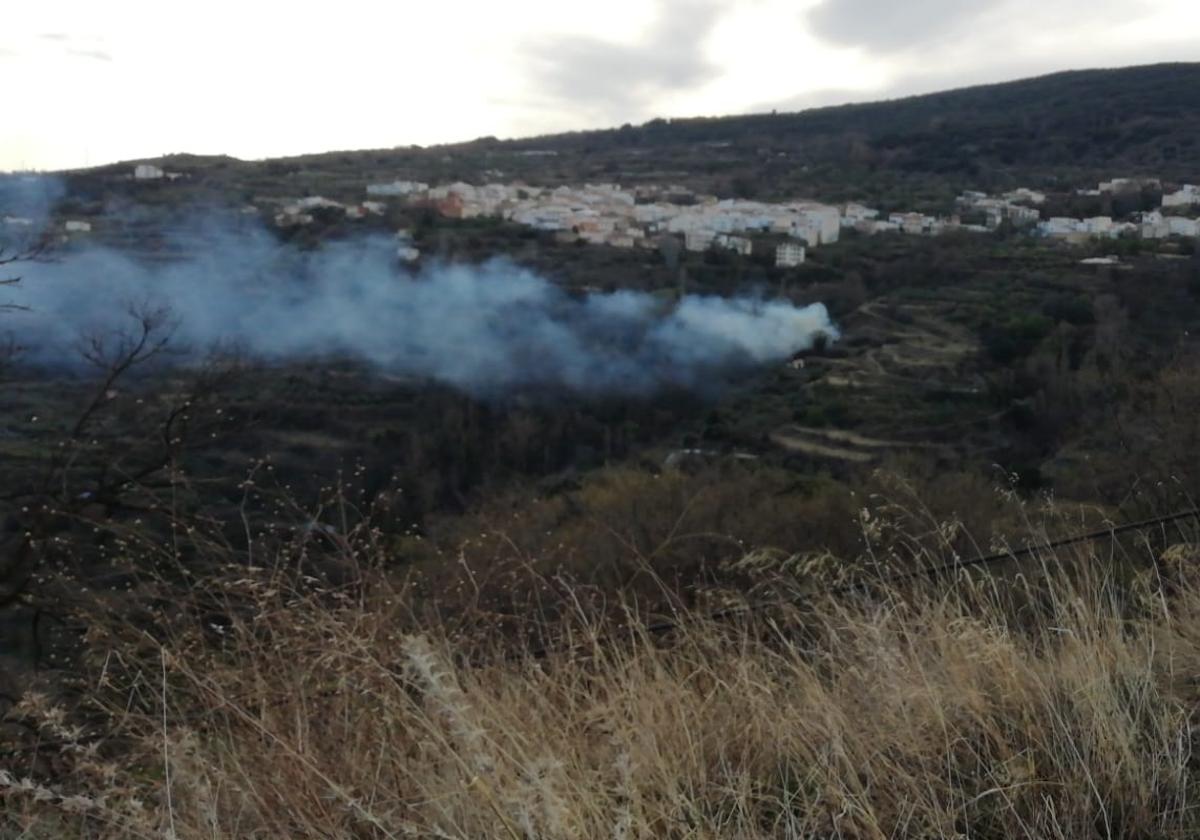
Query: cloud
807,0,1000,53
67,48,113,62
38,33,69,42
805,0,1156,55
523,0,724,125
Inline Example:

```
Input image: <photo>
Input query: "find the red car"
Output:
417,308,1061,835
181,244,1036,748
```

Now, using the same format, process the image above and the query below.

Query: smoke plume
2,215,837,396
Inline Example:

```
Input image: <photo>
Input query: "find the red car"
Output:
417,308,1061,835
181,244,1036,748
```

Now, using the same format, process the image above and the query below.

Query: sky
2,0,1197,172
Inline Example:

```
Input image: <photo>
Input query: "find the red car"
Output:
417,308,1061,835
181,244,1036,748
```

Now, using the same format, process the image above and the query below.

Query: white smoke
2,211,837,396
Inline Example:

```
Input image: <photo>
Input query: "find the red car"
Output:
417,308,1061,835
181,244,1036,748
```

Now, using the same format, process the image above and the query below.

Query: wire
633,507,1200,639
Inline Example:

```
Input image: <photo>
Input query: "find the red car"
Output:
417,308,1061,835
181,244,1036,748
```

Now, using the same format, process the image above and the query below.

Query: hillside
69,63,1200,213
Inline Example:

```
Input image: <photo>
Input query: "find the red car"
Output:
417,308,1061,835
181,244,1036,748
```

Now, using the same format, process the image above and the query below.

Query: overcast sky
2,0,1197,172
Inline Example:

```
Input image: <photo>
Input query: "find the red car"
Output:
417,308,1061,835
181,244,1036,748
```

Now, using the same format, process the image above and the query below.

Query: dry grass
5,537,1200,838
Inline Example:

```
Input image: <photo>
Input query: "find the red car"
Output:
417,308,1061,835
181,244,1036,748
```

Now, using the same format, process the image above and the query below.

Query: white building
133,164,164,180
841,203,879,226
715,234,752,256
1100,177,1159,193
889,212,933,235
293,196,344,211
367,181,429,197
1039,217,1083,238
64,220,92,233
1008,205,1041,226
1163,185,1200,208
855,219,901,235
684,230,716,251
775,241,806,267
1167,216,1200,238
1003,188,1047,205
1141,211,1170,239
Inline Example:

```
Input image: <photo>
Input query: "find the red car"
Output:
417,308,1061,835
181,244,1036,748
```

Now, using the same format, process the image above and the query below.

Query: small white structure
775,241,806,267
1140,211,1169,239
1163,185,1200,208
1039,217,1083,238
1100,177,1159,193
1003,188,1047,205
133,164,164,180
889,212,933,235
294,196,343,211
1167,216,1200,238
1008,205,1041,226
841,203,879,226
397,246,421,263
684,230,716,252
367,180,429,197
64,220,92,233
715,234,752,255
274,211,313,227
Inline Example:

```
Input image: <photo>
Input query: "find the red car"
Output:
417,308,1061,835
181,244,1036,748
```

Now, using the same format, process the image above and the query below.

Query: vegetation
4,499,1200,838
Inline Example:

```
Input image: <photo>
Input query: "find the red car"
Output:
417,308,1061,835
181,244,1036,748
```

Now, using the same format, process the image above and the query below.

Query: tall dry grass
5,534,1200,838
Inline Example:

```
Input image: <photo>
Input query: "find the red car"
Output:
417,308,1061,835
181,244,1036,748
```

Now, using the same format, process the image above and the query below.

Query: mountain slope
72,63,1200,209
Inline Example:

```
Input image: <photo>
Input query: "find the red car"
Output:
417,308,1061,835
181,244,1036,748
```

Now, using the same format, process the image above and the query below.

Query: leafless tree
0,301,242,669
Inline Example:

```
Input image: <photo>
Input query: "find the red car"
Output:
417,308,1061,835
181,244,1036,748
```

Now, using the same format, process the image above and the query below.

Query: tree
0,238,49,374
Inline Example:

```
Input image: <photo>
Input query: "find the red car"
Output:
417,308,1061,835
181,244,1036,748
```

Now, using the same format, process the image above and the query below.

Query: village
357,175,1200,265
4,167,1200,266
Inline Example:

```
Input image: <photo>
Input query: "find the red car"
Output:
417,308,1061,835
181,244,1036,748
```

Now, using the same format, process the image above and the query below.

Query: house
1167,217,1200,238
684,230,716,251
133,164,164,180
1039,217,1082,238
1100,177,1159,193
1163,185,1200,208
1007,205,1041,226
775,241,806,267
367,181,429,197
1003,188,1047,205
274,212,313,227
791,203,840,244
64,220,92,233
1140,211,1170,239
889,212,932,235
841,203,879,226
715,234,752,256
294,196,344,211
855,219,900,235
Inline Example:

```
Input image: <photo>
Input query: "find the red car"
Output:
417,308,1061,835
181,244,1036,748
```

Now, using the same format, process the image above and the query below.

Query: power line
5,507,1197,761
633,507,1200,640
